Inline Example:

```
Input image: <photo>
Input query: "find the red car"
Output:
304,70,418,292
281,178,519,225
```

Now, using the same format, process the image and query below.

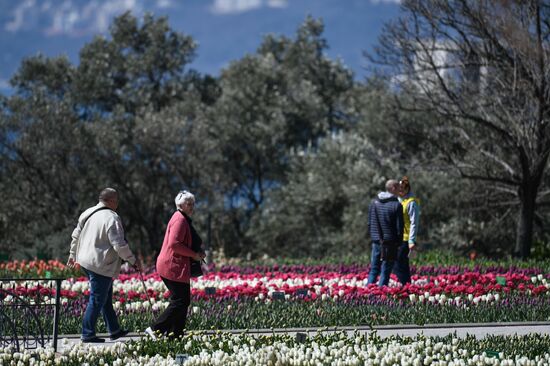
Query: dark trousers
151,277,191,338
392,242,411,285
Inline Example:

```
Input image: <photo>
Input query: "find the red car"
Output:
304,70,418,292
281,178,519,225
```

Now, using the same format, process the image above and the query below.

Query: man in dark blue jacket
367,180,404,287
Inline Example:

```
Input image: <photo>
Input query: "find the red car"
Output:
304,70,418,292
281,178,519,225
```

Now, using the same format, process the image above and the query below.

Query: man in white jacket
68,188,141,343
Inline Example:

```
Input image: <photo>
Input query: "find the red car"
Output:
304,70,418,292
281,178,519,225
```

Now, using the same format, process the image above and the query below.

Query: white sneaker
145,327,157,340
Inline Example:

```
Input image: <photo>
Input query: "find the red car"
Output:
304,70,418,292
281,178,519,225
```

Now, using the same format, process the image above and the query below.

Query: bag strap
78,206,113,231
73,206,113,260
373,200,385,243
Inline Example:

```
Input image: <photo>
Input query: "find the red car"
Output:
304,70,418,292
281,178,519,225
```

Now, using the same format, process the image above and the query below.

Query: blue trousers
392,242,411,285
81,268,121,340
367,242,394,286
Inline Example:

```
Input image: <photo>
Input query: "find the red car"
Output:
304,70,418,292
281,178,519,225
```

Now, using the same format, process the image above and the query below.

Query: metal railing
0,278,64,352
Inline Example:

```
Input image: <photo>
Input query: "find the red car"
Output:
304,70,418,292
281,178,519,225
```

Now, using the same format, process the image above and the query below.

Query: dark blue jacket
368,192,404,243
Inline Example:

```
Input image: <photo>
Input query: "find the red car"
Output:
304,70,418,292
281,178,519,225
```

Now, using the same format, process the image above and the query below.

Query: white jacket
69,202,136,278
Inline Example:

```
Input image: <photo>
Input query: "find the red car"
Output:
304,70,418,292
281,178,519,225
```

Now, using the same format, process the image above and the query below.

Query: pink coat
156,211,196,283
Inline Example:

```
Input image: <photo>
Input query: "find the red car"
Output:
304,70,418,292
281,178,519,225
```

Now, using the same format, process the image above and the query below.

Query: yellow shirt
401,196,420,243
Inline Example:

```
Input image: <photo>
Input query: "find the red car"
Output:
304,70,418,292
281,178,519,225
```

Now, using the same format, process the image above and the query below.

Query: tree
204,17,356,255
0,56,97,256
248,80,476,258
0,13,215,256
73,12,197,116
248,130,398,258
370,0,550,258
69,12,211,253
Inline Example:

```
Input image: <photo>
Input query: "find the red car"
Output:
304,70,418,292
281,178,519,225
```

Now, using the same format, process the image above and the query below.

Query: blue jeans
82,268,120,340
392,242,411,285
367,242,395,286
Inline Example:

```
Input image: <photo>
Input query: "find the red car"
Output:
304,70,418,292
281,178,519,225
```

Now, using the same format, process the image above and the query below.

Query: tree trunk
515,184,538,258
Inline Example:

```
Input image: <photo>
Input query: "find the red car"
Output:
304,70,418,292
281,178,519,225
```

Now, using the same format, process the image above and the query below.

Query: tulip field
2,332,550,365
3,260,550,332
1,255,550,364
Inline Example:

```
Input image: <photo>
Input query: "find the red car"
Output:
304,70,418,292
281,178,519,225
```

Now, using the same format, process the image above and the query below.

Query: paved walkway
56,321,550,352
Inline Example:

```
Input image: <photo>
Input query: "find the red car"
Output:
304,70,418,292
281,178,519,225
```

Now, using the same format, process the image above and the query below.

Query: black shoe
110,329,130,341
82,336,105,343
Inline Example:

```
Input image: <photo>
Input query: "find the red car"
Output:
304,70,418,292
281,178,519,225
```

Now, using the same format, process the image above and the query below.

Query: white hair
175,190,195,210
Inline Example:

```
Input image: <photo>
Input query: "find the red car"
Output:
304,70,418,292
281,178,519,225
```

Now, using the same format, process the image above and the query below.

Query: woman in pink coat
146,190,205,338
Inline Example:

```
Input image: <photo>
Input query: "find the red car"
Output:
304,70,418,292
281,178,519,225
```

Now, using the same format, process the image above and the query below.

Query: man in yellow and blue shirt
394,176,420,285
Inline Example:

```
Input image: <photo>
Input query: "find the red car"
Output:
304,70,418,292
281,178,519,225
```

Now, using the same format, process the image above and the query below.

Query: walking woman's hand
193,252,206,261
67,258,76,269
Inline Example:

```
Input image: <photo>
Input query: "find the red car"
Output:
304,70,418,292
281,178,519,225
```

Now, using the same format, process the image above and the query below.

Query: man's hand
132,259,142,272
67,258,76,269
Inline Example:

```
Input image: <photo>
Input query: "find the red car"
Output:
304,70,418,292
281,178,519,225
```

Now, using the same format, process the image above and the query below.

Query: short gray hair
385,179,399,192
99,188,118,203
175,190,195,210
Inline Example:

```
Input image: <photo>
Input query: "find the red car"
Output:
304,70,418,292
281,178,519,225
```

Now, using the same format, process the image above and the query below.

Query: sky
0,0,402,94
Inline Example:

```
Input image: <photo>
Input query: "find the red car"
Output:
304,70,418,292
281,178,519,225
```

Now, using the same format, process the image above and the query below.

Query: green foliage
248,132,394,258
0,11,546,259
0,12,211,257
132,332,550,360
0,87,94,257
201,16,357,256
74,11,197,113
2,250,550,277
370,0,550,258
55,298,550,335
226,250,550,272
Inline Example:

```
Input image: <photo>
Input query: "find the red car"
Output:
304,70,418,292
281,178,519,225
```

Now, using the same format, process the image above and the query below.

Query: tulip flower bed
2,332,550,365
2,252,550,278
2,262,550,333
0,259,73,278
